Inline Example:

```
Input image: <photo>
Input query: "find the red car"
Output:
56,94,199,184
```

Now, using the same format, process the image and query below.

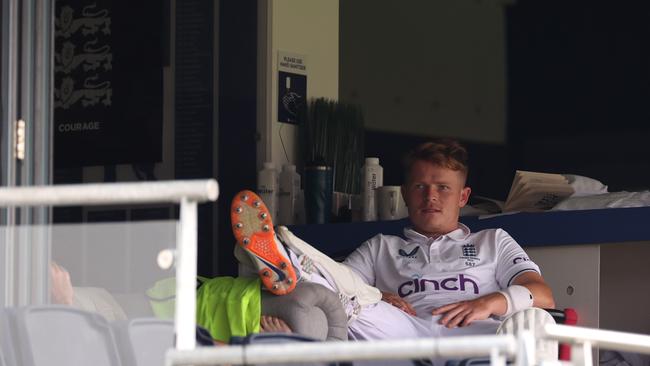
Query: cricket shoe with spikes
231,190,297,295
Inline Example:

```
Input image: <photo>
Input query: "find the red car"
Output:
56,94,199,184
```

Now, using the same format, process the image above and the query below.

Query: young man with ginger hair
343,140,555,334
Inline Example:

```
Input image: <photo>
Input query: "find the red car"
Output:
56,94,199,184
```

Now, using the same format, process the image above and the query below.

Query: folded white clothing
553,190,650,211
276,226,382,307
562,174,608,197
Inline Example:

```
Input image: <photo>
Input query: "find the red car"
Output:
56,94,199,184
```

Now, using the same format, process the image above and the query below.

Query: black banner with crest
54,0,164,167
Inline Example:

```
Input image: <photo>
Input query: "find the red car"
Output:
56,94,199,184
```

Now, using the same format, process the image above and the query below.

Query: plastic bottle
278,164,300,225
258,162,279,220
361,157,383,221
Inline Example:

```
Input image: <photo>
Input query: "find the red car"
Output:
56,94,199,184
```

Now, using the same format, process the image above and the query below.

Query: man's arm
511,271,555,309
432,271,555,328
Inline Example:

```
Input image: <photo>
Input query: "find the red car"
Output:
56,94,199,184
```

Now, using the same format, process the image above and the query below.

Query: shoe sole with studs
231,190,297,295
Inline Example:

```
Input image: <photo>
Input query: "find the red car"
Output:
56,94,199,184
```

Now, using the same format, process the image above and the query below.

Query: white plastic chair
112,318,174,366
6,305,122,366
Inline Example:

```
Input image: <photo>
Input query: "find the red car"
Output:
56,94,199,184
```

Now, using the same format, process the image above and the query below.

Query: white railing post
490,347,506,366
572,341,593,366
175,197,198,350
515,331,536,366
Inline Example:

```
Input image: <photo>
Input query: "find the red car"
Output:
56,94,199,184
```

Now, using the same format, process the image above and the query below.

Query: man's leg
230,189,380,306
348,301,438,340
435,318,501,337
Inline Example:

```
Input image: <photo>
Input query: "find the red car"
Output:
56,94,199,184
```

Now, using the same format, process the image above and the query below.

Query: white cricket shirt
343,224,540,317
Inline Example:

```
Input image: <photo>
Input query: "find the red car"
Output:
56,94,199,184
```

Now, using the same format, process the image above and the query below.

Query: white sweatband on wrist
498,285,534,317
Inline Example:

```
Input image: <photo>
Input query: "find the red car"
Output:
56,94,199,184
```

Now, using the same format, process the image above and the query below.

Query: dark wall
216,0,258,276
174,0,217,276
506,1,650,191
366,2,650,197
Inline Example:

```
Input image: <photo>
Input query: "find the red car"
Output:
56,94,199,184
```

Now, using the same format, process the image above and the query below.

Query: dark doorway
506,1,650,191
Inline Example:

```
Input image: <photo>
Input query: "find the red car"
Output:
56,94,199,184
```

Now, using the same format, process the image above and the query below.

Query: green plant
300,98,364,194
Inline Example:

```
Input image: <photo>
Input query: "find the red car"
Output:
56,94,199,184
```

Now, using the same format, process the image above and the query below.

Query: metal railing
0,179,218,350
165,333,531,366
164,322,650,366
543,324,650,366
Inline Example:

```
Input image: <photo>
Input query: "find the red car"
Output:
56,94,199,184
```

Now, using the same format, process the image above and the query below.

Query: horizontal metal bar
544,324,650,355
165,335,518,366
0,179,218,206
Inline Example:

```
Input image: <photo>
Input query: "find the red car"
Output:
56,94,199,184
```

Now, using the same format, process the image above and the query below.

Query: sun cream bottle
279,164,300,225
362,157,383,221
258,162,279,220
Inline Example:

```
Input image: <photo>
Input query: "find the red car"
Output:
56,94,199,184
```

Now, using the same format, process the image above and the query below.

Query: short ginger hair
403,139,469,183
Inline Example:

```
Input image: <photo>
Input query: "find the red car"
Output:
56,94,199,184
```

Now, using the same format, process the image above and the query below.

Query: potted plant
300,98,364,223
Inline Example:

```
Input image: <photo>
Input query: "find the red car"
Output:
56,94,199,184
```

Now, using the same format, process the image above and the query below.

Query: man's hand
432,292,506,328
381,291,417,316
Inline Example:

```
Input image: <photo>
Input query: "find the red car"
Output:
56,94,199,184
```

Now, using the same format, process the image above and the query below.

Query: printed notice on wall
278,51,307,75
278,51,307,124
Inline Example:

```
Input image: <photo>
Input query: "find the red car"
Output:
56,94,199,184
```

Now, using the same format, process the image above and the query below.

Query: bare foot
260,315,292,333
50,262,74,305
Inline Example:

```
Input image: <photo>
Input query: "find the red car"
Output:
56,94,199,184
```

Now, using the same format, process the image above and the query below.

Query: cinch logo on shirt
397,274,479,297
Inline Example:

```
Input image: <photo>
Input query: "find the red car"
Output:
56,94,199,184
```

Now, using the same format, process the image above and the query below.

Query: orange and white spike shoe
231,190,297,295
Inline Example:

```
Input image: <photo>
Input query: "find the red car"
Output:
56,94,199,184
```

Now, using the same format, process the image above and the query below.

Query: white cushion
563,174,608,197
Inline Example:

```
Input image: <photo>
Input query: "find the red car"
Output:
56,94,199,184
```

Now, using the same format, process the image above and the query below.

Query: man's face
401,160,471,237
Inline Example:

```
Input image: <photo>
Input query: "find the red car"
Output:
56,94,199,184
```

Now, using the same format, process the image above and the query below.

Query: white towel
276,226,381,306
